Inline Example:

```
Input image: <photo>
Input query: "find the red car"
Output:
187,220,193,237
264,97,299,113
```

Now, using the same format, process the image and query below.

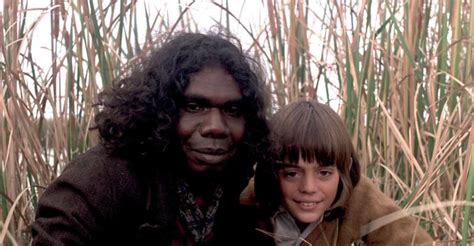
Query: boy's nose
299,174,318,194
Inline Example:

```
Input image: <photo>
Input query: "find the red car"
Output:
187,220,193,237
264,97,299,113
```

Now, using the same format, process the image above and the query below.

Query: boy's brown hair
255,100,360,213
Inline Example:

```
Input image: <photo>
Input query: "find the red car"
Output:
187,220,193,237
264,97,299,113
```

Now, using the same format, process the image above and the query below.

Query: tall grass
0,0,472,245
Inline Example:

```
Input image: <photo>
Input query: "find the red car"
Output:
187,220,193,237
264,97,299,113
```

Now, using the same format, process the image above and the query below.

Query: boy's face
177,65,245,173
277,158,340,225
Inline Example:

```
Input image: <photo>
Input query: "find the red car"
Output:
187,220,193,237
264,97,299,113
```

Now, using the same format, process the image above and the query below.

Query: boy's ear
240,177,257,205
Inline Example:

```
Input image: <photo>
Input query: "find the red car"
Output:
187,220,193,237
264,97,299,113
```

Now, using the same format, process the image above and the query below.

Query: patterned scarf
176,178,224,245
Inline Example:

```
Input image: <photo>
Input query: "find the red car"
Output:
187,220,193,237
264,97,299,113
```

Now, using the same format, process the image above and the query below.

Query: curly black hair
94,31,270,189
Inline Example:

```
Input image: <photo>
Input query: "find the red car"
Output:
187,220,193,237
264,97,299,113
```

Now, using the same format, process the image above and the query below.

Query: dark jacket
32,145,252,245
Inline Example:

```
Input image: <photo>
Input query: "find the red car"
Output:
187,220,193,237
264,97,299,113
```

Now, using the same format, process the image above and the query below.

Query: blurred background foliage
0,0,473,245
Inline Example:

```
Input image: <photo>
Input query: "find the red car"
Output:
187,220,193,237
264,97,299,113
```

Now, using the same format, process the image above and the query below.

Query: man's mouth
193,148,230,155
187,147,235,166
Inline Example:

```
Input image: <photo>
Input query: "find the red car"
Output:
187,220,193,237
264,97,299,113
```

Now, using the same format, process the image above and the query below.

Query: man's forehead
184,67,243,104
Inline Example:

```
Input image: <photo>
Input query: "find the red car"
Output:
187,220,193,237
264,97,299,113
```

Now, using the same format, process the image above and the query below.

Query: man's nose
200,108,229,137
299,174,318,194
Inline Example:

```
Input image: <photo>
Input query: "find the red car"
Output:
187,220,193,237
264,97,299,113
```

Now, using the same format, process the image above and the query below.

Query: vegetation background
1,0,473,245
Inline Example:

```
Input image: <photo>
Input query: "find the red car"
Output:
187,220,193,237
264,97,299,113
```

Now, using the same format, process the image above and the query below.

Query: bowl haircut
255,100,361,214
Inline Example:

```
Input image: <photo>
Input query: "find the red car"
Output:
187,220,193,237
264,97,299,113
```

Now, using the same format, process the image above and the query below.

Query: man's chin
187,161,226,174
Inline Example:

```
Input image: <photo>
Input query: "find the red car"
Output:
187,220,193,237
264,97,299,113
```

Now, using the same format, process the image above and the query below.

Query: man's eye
223,106,242,116
184,102,204,112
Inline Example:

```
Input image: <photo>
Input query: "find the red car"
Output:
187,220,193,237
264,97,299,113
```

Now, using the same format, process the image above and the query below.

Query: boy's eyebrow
274,161,298,169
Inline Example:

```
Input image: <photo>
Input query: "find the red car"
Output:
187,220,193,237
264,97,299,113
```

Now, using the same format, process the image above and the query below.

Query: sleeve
355,177,434,245
31,153,115,245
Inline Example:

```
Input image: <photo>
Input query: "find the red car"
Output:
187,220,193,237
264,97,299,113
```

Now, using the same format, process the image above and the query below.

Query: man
32,31,270,245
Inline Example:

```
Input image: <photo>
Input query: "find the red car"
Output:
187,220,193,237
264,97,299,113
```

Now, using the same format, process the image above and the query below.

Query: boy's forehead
276,160,331,172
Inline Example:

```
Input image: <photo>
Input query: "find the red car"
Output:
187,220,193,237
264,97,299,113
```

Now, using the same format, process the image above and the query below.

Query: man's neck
180,169,222,197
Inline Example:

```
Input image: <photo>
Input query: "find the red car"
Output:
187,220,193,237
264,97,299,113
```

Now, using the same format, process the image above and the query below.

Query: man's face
177,65,245,173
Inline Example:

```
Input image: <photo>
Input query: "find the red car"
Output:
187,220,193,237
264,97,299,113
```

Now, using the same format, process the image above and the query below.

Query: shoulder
339,175,404,236
62,144,128,175
346,175,400,218
342,175,433,245
62,144,143,184
301,176,434,245
58,146,133,190
325,176,406,242
40,144,146,213
33,145,154,244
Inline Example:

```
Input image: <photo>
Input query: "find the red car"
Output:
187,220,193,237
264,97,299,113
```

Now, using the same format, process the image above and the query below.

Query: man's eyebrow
183,95,245,106
183,95,210,104
223,98,246,106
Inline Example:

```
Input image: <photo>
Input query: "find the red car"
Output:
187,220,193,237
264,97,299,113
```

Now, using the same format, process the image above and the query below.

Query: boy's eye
319,170,332,177
184,102,204,112
223,105,242,117
284,171,298,177
278,169,301,181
